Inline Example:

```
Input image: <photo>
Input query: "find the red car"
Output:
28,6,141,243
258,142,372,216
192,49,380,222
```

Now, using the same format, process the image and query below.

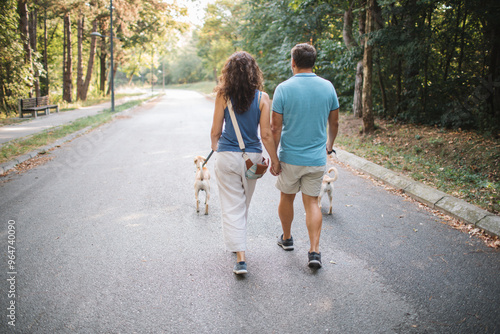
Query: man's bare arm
326,108,339,152
271,111,283,149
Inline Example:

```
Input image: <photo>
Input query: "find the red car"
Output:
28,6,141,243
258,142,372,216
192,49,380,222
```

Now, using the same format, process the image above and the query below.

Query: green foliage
169,46,205,84
230,0,500,133
0,0,34,115
0,0,188,117
196,0,242,81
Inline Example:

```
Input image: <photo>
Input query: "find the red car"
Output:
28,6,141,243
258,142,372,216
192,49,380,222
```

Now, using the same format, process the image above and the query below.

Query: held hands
270,159,281,176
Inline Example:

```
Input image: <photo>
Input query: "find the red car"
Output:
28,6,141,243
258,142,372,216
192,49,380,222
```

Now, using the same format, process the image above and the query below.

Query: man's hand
270,160,281,176
326,147,336,155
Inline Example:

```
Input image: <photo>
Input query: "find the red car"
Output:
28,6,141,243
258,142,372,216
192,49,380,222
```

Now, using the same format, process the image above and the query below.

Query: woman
210,51,280,275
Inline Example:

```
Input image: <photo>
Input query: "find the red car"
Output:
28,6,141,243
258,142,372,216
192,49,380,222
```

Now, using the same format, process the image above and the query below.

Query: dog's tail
325,166,338,183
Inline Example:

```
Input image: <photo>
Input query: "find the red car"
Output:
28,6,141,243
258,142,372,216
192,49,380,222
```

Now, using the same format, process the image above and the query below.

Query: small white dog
194,155,210,215
318,166,339,215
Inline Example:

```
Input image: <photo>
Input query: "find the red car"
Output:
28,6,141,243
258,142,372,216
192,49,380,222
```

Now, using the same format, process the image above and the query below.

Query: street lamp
90,0,115,111
158,69,163,91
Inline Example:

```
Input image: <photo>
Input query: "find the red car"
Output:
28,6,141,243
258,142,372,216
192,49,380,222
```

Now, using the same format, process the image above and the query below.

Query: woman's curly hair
214,51,264,114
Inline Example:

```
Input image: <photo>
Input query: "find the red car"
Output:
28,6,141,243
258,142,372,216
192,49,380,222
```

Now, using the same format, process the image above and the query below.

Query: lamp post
90,0,115,111
158,69,163,91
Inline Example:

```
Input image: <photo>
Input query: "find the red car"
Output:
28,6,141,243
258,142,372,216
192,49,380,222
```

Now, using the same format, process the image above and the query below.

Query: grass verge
0,93,144,125
0,99,145,165
57,92,144,112
336,114,500,215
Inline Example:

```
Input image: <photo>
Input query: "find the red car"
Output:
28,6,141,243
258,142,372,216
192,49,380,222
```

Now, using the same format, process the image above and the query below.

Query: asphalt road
0,90,498,333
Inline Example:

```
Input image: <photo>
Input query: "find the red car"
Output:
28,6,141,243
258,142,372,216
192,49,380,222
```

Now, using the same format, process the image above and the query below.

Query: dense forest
1,0,499,134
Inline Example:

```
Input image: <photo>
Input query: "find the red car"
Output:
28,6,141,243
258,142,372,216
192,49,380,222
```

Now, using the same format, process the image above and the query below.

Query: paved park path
0,94,151,145
0,90,498,333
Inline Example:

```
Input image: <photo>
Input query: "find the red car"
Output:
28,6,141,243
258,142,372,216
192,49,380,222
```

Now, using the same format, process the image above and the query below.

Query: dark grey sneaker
308,252,322,268
277,234,294,250
233,261,248,274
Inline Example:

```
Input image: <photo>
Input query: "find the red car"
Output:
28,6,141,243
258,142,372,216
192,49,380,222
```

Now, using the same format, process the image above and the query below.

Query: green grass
0,92,145,125
58,92,144,112
336,114,500,214
0,99,145,165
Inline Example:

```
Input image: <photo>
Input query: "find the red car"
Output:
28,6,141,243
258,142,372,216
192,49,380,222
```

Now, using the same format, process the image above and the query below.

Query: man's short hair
291,43,317,69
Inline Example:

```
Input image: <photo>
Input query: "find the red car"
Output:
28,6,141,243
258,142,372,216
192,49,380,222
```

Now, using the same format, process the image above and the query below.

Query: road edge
336,149,500,238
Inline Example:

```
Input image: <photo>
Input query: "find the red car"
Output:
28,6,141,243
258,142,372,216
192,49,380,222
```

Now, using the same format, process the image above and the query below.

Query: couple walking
210,43,340,275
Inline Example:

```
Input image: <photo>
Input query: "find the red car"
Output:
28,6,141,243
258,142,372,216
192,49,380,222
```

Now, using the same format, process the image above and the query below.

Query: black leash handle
201,150,214,168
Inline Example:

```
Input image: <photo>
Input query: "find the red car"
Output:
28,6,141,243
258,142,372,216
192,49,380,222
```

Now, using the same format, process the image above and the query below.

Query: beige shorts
275,162,326,197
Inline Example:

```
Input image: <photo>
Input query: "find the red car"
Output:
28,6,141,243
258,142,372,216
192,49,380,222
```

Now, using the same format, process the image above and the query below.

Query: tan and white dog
194,155,210,215
318,166,339,215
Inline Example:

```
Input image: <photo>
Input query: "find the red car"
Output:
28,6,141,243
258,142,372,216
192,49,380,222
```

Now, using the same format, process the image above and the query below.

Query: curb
0,95,158,176
336,149,500,238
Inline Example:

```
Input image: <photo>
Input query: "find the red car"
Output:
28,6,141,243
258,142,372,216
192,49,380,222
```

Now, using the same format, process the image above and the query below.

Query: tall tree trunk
343,2,363,117
377,59,387,113
99,37,107,94
81,20,97,101
422,7,433,116
18,0,30,62
355,1,366,118
29,4,40,97
63,13,72,102
127,68,136,85
396,59,402,115
76,16,84,100
63,12,66,100
443,4,461,82
342,3,357,50
353,61,363,118
106,62,118,96
458,7,468,74
362,0,375,133
42,7,49,96
18,0,32,97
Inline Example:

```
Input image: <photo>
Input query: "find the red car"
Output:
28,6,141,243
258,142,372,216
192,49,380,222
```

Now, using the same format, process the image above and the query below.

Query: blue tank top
217,90,262,153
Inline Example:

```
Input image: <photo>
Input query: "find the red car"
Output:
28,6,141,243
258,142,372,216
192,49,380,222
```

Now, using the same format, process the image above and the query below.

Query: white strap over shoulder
227,99,248,159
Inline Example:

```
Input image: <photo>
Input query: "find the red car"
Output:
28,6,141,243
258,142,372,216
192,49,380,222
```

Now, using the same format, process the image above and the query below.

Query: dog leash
201,150,214,168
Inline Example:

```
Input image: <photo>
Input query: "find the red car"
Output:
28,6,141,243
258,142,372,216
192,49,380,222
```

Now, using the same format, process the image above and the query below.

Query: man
271,43,339,269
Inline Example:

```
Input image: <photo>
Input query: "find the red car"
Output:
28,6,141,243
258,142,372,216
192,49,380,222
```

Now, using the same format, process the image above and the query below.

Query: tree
361,0,375,133
197,0,242,83
1,0,32,114
80,19,98,101
236,0,499,133
343,0,365,118
76,15,84,100
62,12,72,102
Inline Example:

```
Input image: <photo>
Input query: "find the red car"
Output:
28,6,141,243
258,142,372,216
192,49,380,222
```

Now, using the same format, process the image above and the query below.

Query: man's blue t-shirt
272,73,339,166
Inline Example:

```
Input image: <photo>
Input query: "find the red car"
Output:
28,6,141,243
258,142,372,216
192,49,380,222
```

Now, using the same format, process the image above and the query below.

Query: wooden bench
18,96,59,118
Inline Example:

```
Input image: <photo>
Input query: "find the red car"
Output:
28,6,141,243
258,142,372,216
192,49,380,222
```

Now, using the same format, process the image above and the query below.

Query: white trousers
215,151,262,252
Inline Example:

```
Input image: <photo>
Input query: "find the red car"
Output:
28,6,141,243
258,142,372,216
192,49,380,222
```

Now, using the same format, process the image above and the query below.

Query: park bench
18,96,59,118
